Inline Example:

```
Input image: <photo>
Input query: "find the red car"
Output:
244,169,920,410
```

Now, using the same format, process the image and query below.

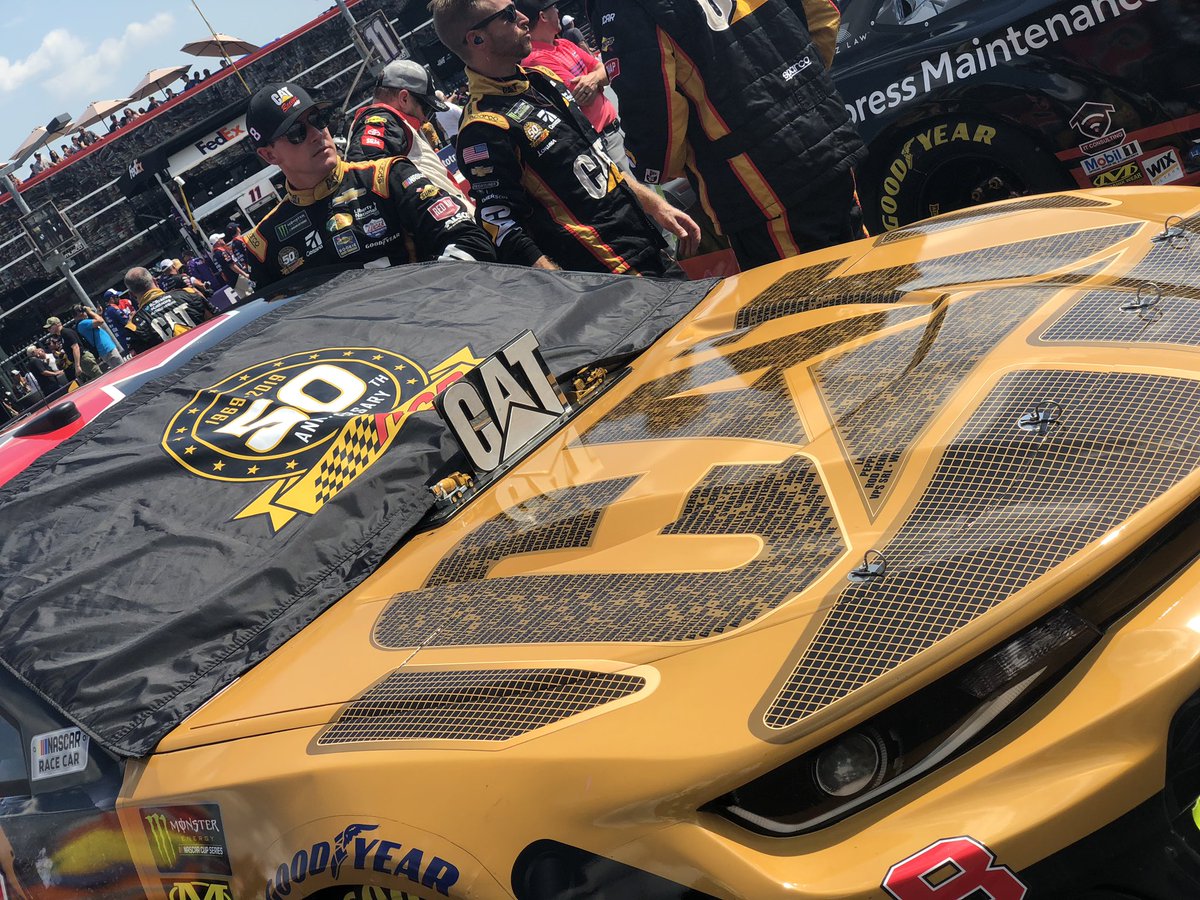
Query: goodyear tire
867,115,1071,232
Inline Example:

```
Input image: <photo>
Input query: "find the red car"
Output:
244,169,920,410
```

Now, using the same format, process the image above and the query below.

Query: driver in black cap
345,59,474,211
241,81,494,289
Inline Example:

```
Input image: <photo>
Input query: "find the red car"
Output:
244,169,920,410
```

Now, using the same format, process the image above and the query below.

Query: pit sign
30,727,89,781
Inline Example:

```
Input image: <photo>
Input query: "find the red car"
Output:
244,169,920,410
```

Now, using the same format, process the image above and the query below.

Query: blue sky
0,1,335,173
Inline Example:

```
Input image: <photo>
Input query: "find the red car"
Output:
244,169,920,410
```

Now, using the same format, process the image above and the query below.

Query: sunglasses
280,107,333,145
465,3,519,39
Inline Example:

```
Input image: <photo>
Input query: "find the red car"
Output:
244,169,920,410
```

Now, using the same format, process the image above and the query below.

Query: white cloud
0,29,86,93
0,12,176,100
44,12,175,97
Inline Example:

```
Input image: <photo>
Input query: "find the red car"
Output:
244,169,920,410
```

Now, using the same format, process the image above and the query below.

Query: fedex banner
168,115,250,176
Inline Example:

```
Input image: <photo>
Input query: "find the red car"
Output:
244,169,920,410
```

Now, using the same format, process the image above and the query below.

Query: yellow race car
2,187,1200,900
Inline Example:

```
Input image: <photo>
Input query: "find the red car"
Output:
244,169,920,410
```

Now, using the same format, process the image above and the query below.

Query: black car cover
0,263,714,757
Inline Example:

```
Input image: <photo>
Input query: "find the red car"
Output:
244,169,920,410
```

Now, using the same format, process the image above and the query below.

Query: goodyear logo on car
265,823,459,900
162,347,480,533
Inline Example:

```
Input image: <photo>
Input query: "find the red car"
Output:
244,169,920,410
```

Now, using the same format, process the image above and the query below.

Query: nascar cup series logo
162,346,479,533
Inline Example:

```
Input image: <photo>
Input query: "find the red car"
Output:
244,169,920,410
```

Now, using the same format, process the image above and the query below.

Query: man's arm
457,118,556,267
388,158,497,263
588,0,688,186
624,174,700,258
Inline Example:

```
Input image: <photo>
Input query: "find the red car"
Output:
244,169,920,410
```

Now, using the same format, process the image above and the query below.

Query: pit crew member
589,0,865,269
430,0,699,275
345,59,475,212
242,81,495,288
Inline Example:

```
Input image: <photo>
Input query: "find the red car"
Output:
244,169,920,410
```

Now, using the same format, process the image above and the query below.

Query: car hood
164,187,1200,754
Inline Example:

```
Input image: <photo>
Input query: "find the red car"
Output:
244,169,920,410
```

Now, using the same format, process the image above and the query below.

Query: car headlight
813,729,888,798
706,608,1097,837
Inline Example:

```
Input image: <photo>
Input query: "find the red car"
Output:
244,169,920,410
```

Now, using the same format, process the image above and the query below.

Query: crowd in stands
1,220,255,424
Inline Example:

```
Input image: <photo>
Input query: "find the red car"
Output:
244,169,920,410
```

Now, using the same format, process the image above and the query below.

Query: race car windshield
875,0,977,27
0,265,715,758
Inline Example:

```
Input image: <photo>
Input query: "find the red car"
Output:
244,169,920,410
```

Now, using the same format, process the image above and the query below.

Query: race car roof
0,263,713,757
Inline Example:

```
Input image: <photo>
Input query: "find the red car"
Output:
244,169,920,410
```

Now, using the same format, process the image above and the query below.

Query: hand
571,69,604,105
649,202,701,258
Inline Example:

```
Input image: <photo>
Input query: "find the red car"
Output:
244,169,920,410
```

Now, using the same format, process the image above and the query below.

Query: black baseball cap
515,0,558,20
246,82,332,147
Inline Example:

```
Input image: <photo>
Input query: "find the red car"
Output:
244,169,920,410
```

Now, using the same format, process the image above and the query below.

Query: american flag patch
462,143,490,164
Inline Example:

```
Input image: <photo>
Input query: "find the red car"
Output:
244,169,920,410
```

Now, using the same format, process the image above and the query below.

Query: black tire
864,115,1072,232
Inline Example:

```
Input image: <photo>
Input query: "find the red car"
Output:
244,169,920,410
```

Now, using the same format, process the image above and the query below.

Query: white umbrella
73,98,133,131
9,124,71,163
180,34,260,57
128,65,192,102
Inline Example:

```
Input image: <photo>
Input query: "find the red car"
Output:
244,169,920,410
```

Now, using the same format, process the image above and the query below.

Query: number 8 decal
883,837,1027,900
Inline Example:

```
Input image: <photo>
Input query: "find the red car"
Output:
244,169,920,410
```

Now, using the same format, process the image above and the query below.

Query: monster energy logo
146,812,177,868
167,882,232,900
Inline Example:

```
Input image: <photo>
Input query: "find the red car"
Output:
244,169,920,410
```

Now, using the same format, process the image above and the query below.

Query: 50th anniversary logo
162,346,479,533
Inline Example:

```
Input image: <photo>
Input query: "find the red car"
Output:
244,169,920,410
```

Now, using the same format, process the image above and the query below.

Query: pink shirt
523,38,617,134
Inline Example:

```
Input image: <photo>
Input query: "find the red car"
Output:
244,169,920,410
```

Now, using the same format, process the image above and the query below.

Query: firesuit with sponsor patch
588,0,864,240
345,103,475,212
456,66,672,276
242,157,494,288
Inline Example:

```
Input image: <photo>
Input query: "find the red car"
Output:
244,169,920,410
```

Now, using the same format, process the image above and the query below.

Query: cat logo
270,88,297,111
166,882,233,900
436,331,566,474
163,347,481,533
1091,161,1143,187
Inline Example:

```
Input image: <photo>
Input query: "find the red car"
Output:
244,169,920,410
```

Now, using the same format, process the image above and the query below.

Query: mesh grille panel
318,668,645,743
1042,213,1200,344
375,457,843,647
765,369,1200,729
736,224,1138,330
427,478,637,586
580,307,925,448
814,287,1056,514
876,197,1112,245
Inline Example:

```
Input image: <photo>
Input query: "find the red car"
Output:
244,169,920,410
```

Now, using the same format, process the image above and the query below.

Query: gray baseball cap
378,60,448,111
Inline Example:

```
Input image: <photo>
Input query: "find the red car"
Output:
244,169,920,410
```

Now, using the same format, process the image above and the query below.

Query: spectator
1,392,19,422
559,14,588,48
344,60,474,211
108,114,120,132
11,368,41,402
60,143,72,158
71,306,123,372
589,0,865,269
240,80,494,288
519,0,627,170
204,67,214,78
29,153,45,175
48,148,61,165
183,250,218,293
168,258,209,295
223,222,252,278
430,0,698,275
44,315,101,383
25,347,65,395
165,87,175,100
146,96,160,111
103,291,131,352
208,233,250,293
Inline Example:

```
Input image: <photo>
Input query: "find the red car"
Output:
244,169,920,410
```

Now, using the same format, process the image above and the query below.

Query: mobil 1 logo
435,331,567,474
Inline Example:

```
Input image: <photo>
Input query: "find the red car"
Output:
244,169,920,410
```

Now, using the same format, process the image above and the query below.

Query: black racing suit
242,157,494,288
587,0,864,238
345,103,475,212
456,66,673,276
